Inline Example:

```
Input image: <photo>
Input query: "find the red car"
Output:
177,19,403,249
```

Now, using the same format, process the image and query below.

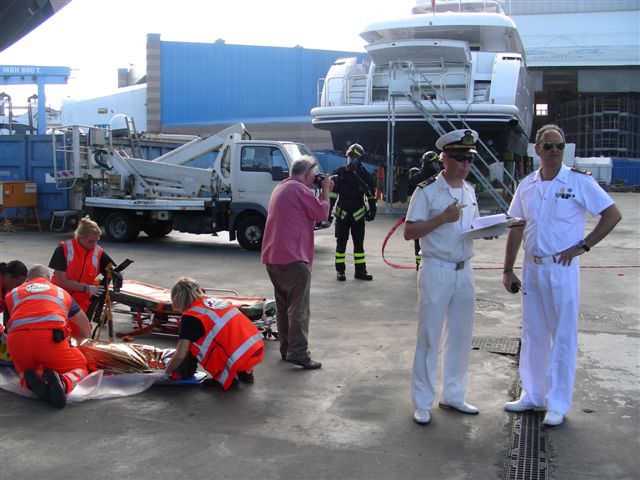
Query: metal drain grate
506,411,548,480
471,336,521,355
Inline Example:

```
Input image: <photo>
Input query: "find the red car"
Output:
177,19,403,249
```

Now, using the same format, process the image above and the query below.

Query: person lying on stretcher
164,277,265,390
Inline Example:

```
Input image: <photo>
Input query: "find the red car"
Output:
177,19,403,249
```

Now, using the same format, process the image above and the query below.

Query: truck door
233,145,289,210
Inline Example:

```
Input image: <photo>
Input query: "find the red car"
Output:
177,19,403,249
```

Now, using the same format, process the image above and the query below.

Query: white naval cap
435,129,479,153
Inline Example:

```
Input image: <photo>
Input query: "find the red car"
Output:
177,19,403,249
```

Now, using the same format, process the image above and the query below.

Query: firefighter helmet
346,143,365,158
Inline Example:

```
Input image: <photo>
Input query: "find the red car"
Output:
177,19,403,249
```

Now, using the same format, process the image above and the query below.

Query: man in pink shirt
261,156,332,369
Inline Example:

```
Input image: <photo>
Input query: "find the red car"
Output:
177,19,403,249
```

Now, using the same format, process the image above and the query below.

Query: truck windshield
283,143,316,163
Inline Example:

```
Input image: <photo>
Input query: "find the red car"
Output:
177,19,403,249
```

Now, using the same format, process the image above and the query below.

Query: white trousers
520,260,580,415
411,261,476,411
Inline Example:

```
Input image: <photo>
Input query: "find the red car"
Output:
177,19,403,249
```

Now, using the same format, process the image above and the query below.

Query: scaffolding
559,95,639,158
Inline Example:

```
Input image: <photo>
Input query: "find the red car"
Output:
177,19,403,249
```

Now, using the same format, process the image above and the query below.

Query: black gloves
366,199,377,222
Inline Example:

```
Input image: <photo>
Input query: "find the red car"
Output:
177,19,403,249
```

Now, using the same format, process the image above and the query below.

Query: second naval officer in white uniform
502,124,621,426
404,129,483,425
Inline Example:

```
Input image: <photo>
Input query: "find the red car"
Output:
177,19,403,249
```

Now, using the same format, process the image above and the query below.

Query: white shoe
543,410,564,426
504,397,545,413
438,401,479,415
413,409,431,425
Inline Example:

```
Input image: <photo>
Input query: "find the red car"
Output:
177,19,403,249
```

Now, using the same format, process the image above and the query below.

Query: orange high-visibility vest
184,297,264,390
52,239,103,312
4,278,72,333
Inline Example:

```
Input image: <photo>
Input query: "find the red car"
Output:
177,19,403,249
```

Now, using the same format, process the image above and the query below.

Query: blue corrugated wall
161,42,361,126
0,135,68,222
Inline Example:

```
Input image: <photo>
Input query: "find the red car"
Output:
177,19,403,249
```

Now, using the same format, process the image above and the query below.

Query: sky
0,0,414,110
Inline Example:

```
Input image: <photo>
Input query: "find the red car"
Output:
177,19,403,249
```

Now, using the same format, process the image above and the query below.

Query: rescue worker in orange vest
49,216,118,312
1,264,92,408
164,277,265,390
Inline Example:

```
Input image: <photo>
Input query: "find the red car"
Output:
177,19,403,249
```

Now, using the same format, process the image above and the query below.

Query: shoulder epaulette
571,167,592,176
417,175,437,189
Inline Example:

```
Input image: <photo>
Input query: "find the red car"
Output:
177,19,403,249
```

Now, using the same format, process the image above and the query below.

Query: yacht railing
318,70,475,107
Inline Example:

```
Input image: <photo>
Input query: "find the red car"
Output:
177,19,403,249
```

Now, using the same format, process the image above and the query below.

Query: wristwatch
575,240,591,252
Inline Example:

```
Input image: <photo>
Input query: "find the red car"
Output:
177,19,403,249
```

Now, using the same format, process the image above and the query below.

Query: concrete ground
0,193,638,480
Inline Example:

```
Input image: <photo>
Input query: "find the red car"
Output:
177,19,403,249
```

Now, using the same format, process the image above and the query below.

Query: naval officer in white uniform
503,124,621,426
404,129,483,425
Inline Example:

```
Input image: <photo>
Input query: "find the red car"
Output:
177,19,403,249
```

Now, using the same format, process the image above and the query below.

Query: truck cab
215,140,315,249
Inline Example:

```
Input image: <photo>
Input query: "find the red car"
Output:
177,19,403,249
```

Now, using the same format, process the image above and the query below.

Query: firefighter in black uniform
330,144,377,281
407,151,441,269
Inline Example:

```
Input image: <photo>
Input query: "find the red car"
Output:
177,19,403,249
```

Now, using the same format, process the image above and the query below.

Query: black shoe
237,371,255,384
354,272,373,281
287,358,322,369
336,272,346,281
42,369,67,409
24,369,49,402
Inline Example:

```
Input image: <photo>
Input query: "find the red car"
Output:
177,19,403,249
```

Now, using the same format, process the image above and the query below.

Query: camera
314,173,335,188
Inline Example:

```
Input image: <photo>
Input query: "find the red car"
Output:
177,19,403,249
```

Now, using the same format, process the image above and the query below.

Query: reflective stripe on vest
9,314,66,331
65,239,74,263
191,306,241,363
217,333,263,385
10,292,68,312
91,245,100,271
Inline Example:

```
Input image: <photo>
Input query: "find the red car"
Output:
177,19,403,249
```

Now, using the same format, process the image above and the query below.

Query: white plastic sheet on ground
0,366,162,403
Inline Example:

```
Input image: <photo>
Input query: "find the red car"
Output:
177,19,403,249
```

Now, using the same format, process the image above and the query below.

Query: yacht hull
311,103,530,161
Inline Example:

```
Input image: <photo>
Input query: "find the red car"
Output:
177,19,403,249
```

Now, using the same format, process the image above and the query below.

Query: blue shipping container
0,135,68,223
612,158,640,186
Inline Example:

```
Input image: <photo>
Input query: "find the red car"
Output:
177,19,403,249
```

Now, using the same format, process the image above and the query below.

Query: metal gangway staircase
385,61,518,213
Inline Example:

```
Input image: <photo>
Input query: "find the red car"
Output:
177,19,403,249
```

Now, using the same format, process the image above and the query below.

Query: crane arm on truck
150,123,251,166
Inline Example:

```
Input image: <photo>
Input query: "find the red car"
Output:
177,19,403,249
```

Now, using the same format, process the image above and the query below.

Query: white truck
50,123,315,250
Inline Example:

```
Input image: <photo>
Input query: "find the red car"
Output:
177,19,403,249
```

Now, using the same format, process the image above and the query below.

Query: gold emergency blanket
78,340,173,374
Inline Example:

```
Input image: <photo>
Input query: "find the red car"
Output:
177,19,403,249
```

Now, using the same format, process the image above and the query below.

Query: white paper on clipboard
463,214,522,240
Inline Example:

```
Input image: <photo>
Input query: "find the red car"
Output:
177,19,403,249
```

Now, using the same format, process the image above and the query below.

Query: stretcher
109,280,277,339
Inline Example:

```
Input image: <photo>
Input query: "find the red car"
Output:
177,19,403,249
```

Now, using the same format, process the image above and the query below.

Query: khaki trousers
266,262,311,361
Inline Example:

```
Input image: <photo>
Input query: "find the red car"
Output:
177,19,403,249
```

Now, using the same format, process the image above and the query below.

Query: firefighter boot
354,263,373,281
335,251,346,281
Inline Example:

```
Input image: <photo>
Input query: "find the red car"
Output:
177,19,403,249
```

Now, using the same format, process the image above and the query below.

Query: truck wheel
105,213,140,242
143,220,173,238
236,215,265,251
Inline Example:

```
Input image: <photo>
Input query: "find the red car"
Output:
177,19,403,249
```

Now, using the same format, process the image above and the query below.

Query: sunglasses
449,153,474,164
541,142,565,151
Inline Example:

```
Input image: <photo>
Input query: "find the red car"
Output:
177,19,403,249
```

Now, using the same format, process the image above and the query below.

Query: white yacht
311,0,533,164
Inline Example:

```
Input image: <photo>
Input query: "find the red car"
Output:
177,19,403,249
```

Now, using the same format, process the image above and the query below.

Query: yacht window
535,103,548,117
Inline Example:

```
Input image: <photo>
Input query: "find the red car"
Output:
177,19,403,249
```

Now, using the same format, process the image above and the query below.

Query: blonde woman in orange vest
49,216,117,312
164,277,265,390
2,265,91,408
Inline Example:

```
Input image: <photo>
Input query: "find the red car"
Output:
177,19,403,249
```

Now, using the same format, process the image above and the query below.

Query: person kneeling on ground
164,277,265,389
1,264,92,408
